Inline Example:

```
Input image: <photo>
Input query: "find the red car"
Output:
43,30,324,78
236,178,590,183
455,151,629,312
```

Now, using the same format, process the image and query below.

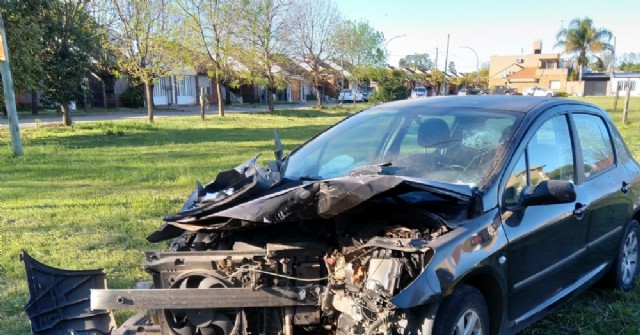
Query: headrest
418,119,450,148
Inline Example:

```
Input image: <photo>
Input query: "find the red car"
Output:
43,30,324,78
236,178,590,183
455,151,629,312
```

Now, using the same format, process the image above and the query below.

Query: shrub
555,91,570,97
121,86,145,108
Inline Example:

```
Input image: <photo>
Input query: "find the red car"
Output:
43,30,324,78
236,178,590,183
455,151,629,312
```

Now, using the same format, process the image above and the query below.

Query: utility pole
434,47,438,72
0,13,23,156
441,34,450,95
609,36,616,96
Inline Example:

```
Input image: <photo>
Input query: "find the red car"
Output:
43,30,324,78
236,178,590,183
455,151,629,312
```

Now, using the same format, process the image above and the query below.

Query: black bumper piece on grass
21,251,115,335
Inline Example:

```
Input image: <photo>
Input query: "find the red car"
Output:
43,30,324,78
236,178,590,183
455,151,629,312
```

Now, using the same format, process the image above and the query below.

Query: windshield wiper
298,175,321,181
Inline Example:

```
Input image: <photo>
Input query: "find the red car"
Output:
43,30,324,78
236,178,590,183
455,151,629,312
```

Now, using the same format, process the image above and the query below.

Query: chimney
533,40,542,54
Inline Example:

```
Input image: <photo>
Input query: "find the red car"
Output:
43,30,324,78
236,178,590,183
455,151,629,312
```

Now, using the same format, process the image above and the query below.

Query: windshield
283,106,521,188
415,87,426,93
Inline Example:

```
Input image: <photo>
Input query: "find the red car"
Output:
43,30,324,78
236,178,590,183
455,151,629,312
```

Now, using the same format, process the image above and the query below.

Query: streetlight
384,34,406,50
460,46,479,87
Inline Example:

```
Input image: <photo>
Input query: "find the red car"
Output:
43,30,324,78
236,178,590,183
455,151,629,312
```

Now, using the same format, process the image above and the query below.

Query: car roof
371,96,598,115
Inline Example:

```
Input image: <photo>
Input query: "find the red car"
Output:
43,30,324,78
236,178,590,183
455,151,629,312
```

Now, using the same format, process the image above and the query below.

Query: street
0,101,337,128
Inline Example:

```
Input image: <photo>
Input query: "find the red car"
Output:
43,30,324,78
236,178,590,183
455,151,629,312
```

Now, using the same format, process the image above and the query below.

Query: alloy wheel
454,309,483,335
621,229,638,286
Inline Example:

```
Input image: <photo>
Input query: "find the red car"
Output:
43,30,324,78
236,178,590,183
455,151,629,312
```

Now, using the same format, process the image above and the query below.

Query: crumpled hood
148,158,473,242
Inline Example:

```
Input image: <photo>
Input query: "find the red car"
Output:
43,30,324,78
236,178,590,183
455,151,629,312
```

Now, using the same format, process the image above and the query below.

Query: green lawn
1,97,639,334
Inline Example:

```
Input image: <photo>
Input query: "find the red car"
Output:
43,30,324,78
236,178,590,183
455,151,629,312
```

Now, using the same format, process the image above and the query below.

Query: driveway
1,101,336,128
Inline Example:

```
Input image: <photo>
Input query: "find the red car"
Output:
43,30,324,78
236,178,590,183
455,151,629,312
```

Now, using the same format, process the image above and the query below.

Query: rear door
570,111,633,271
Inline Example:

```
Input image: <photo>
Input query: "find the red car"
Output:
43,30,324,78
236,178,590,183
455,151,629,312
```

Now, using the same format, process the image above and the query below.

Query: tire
432,284,489,335
613,220,639,291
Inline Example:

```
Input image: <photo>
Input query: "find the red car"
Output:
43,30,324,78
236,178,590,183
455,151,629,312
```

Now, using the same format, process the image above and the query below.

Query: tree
555,17,613,75
286,0,340,107
107,0,175,123
0,0,48,115
175,0,243,117
40,0,103,126
619,52,640,71
447,61,457,76
238,0,292,113
370,69,407,102
331,19,385,92
399,53,433,71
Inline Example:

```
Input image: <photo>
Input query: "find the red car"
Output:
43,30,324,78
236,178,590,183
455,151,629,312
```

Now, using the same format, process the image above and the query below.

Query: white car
523,87,556,97
410,86,427,98
338,89,364,102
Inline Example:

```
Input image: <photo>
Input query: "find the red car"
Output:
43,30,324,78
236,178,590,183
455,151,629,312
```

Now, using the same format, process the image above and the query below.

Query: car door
571,112,633,271
501,113,590,322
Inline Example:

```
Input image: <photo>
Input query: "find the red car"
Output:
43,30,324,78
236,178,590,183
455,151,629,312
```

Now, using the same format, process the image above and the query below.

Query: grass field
1,97,639,334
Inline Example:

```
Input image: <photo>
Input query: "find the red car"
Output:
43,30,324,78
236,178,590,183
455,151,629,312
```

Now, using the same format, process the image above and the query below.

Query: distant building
488,40,569,94
611,72,640,97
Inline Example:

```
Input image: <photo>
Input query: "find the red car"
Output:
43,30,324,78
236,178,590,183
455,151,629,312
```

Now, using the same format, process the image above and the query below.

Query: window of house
540,60,558,69
153,77,172,97
198,76,212,95
549,80,561,89
573,114,614,178
176,76,195,97
617,80,637,92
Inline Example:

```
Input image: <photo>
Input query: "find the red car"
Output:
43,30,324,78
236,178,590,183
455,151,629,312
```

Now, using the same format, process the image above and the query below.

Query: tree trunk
215,73,224,117
144,81,154,123
61,103,72,126
31,90,38,115
199,87,206,121
315,83,322,108
267,86,274,112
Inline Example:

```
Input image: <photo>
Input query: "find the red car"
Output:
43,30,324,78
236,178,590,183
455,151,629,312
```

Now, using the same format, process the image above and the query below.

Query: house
489,40,569,93
611,72,640,97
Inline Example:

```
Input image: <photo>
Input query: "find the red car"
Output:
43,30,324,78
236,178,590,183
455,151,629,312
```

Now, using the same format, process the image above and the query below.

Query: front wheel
432,284,489,335
615,220,639,291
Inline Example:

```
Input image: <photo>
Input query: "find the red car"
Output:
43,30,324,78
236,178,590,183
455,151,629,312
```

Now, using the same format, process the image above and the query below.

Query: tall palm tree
555,17,613,71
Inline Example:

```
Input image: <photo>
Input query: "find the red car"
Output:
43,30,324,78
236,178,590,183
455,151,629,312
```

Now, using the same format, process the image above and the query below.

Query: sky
334,0,639,73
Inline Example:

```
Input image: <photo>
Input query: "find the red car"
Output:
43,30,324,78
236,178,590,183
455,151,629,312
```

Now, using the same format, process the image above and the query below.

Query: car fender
391,208,508,309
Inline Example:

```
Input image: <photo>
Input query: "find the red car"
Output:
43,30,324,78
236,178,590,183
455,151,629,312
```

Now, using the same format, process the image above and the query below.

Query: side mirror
520,180,576,207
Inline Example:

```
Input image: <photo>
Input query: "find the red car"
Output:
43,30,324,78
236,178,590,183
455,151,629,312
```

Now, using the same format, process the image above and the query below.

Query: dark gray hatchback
23,96,639,335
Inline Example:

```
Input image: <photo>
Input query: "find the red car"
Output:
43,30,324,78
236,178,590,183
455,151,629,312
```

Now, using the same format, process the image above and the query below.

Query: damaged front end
23,155,474,335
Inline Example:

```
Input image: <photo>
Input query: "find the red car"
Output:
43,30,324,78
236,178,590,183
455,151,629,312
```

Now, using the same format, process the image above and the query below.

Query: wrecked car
23,96,640,335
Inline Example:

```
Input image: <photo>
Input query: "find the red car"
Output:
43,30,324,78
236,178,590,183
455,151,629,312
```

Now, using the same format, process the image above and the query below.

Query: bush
306,93,317,101
555,91,570,97
121,86,145,108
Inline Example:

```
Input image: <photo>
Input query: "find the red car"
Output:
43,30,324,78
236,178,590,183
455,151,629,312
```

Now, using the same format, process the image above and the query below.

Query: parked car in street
360,86,376,101
523,86,557,96
411,86,427,98
24,96,640,335
338,89,364,102
491,85,519,95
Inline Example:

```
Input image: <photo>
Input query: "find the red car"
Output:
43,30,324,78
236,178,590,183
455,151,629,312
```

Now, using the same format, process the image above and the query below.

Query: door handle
621,181,630,194
573,203,587,220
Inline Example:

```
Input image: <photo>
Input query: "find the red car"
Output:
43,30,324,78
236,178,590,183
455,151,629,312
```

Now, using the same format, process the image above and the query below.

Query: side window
573,113,614,178
504,153,527,207
503,115,574,207
527,115,574,186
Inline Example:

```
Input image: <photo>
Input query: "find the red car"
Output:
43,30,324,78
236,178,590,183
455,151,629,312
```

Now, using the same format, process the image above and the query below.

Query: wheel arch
458,268,505,335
